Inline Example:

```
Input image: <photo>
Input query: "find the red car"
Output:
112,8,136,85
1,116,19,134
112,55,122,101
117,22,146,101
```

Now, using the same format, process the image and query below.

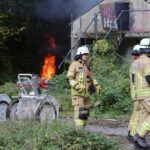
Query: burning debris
40,33,57,80
40,54,56,80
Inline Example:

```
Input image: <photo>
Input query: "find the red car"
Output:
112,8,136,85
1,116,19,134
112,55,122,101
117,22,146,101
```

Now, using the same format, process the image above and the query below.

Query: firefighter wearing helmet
128,44,142,143
67,45,101,128
131,38,150,149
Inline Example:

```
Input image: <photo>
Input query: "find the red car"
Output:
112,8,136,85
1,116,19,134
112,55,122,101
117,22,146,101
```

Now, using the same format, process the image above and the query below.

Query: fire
40,54,56,80
48,36,56,48
40,33,57,80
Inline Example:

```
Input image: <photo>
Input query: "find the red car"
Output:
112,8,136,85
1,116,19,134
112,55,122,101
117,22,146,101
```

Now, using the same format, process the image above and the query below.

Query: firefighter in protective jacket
128,44,143,142
132,38,150,149
67,46,101,127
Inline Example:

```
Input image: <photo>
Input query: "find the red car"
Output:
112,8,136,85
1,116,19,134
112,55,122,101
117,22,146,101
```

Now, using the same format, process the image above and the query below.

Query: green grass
0,121,119,150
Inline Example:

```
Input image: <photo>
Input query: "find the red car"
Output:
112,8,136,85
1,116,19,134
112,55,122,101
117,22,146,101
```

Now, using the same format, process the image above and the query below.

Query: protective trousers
137,98,150,137
128,101,141,136
72,96,91,128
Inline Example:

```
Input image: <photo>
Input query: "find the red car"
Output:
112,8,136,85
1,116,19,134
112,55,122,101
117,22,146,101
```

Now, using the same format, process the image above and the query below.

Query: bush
92,39,113,56
0,82,19,97
0,121,119,150
48,72,72,116
48,71,70,95
91,53,131,114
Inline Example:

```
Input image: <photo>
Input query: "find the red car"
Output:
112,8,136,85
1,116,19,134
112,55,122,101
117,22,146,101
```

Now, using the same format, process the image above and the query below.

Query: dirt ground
87,118,150,150
62,117,150,150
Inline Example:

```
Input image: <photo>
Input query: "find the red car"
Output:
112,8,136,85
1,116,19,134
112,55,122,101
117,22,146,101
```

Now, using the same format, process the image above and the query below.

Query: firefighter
133,38,150,149
127,44,142,142
67,45,101,128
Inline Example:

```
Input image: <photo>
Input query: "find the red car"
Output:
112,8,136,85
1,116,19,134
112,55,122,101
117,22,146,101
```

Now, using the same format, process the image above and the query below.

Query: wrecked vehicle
4,73,59,123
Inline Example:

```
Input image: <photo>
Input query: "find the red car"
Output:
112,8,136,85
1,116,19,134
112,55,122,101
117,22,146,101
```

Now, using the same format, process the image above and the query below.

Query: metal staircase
58,11,102,69
58,8,150,69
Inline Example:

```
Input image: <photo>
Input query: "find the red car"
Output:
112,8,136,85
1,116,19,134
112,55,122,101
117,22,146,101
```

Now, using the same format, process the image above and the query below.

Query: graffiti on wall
100,3,118,30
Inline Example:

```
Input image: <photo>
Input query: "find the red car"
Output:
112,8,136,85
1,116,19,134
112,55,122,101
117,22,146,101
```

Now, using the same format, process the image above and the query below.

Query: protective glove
75,84,85,93
96,85,102,94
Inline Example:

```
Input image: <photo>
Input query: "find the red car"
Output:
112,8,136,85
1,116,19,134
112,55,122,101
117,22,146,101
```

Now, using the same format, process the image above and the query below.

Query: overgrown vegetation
48,72,73,115
0,121,119,150
47,40,132,118
0,82,19,97
92,39,113,56
90,54,131,118
0,0,40,84
0,40,132,118
91,39,131,114
0,13,23,83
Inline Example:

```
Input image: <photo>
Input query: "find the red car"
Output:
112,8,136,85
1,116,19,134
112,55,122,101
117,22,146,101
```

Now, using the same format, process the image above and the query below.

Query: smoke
35,0,103,70
35,0,102,22
74,0,103,18
35,0,76,22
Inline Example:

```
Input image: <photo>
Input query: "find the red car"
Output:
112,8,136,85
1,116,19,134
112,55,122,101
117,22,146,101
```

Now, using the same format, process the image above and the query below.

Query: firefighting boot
127,131,134,143
134,134,148,149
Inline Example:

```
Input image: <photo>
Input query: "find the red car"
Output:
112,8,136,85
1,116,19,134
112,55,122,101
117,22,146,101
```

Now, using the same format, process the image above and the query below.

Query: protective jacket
134,54,150,100
130,59,140,100
67,60,99,97
129,58,141,136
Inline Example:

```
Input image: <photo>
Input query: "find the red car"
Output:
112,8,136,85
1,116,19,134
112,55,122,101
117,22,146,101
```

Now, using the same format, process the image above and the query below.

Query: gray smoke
35,0,102,22
74,0,103,18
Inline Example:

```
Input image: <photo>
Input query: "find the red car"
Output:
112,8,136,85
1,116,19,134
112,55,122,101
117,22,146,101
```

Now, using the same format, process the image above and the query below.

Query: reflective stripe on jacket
130,61,137,100
130,58,141,100
135,55,150,99
67,60,99,96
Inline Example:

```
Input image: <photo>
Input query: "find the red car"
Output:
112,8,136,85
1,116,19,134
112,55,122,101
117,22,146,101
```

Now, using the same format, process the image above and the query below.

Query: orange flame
40,54,56,80
40,34,57,80
48,36,56,48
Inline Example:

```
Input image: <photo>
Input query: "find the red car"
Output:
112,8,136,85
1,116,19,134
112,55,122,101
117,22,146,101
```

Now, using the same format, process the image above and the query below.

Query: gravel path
61,117,150,150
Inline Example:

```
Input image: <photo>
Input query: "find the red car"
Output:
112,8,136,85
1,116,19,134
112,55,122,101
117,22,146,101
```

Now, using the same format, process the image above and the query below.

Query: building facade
71,0,150,59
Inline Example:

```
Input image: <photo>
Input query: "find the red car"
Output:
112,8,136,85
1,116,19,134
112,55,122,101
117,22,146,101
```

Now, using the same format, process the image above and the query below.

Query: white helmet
76,46,89,55
133,44,141,51
131,44,142,56
140,38,150,47
133,44,146,51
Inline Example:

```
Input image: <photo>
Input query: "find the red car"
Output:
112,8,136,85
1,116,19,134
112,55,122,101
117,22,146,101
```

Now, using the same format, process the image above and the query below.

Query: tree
0,0,38,84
